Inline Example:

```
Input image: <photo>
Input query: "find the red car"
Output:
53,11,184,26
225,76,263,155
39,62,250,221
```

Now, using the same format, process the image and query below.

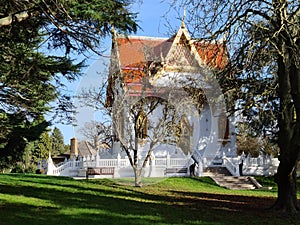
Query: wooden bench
86,167,115,179
164,167,188,176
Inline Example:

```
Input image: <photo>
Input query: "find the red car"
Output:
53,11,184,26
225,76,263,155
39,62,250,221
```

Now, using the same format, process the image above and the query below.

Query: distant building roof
77,141,96,157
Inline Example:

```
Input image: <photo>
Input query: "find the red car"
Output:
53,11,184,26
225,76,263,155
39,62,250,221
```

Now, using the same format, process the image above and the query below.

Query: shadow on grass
0,174,299,225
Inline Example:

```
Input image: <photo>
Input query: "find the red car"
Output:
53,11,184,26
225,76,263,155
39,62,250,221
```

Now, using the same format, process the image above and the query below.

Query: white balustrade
119,159,130,167
155,158,167,166
47,149,280,177
222,157,239,176
222,154,279,176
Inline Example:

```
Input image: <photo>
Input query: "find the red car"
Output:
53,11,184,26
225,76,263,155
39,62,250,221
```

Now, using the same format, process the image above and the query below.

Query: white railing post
46,154,55,175
246,153,250,166
117,153,121,168
72,156,76,168
222,152,226,167
166,152,170,168
96,151,100,167
198,159,203,176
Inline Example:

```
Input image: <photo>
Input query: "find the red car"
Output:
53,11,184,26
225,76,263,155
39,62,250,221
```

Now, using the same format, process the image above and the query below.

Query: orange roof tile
116,36,228,78
116,37,173,68
194,41,228,70
106,34,229,106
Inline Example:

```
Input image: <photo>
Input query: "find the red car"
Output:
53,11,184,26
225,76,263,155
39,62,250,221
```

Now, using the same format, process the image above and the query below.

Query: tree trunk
274,107,300,213
274,29,300,213
273,158,299,213
133,167,143,187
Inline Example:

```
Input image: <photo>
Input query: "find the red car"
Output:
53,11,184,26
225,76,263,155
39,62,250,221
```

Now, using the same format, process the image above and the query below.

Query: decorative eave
106,20,229,106
164,21,207,70
150,21,209,85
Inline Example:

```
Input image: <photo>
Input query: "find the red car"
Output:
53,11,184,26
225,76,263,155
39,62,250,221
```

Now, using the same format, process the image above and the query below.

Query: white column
198,160,203,177
96,150,100,167
166,152,170,167
46,152,55,175
117,153,121,168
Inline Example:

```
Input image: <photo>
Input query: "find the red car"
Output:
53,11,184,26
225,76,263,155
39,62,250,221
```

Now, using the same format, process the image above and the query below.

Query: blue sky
55,0,182,144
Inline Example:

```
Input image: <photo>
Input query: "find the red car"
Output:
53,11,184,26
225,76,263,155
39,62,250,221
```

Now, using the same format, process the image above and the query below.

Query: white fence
47,151,279,178
242,153,279,176
220,153,279,176
48,152,191,177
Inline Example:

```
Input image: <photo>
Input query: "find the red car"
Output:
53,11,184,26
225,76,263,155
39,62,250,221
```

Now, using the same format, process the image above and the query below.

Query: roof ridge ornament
181,6,186,28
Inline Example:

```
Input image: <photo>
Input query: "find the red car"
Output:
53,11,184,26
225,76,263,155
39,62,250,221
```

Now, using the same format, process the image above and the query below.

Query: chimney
70,138,78,160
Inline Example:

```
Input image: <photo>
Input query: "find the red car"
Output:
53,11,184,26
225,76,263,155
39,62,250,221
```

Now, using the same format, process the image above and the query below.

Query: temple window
218,114,230,140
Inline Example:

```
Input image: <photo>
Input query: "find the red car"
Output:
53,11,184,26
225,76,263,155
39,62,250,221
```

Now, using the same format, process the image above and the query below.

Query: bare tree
78,70,204,187
175,0,300,212
79,120,113,149
78,20,230,187
112,88,199,186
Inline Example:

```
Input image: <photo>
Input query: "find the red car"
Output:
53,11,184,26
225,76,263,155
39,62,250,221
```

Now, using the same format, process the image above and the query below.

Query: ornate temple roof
106,22,228,106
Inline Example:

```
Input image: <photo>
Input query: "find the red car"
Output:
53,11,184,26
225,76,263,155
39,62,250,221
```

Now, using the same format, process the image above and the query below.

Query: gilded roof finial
181,6,186,28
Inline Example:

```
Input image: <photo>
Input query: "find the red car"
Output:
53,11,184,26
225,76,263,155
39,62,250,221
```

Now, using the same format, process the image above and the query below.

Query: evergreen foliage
37,131,53,158
51,127,65,155
0,0,138,169
0,114,48,171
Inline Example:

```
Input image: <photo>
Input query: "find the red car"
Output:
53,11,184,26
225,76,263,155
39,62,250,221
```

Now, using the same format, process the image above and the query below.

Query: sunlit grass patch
0,174,299,225
112,177,167,186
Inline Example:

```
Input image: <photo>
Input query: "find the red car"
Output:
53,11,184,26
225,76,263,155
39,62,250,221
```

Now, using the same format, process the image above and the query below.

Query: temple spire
181,7,186,28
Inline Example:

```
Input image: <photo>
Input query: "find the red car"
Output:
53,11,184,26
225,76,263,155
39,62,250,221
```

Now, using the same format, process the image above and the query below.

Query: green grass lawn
0,174,299,225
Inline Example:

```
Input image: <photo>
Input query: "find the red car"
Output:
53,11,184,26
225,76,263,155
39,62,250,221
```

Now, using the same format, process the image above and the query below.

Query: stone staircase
204,167,262,190
203,167,232,176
